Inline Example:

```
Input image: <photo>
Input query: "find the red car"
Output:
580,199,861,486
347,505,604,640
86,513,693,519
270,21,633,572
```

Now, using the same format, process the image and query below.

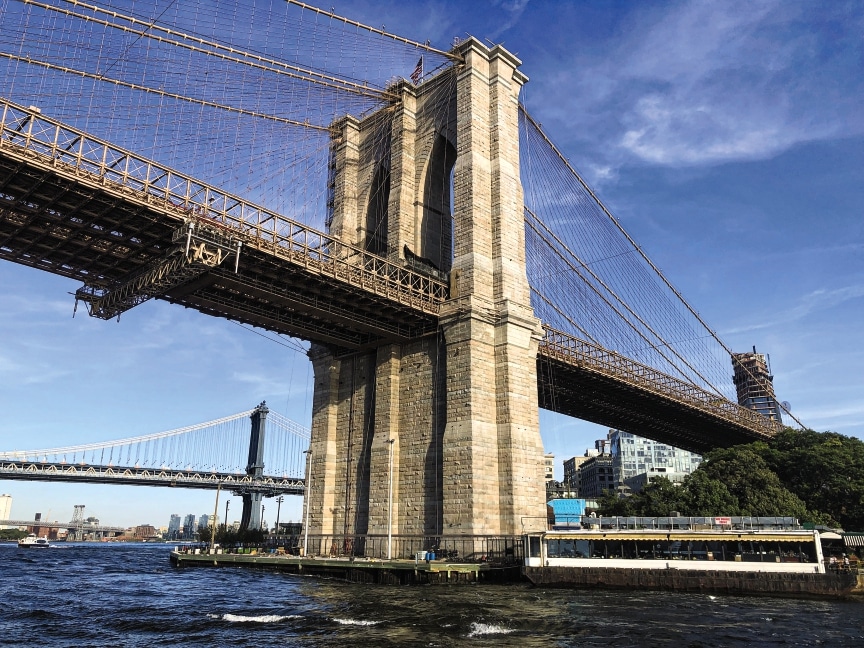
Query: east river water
2,543,863,647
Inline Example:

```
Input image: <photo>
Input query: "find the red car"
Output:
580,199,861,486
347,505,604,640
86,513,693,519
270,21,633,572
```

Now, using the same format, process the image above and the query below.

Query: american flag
409,56,423,84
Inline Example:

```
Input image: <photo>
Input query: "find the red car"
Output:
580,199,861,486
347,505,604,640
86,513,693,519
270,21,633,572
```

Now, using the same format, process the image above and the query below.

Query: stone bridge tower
305,38,545,555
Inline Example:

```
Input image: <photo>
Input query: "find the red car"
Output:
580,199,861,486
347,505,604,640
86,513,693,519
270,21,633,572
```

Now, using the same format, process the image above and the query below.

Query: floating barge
522,528,864,599
523,564,863,598
170,548,519,584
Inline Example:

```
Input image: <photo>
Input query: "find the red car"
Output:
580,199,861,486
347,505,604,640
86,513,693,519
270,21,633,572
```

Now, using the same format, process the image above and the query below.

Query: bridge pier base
304,38,547,553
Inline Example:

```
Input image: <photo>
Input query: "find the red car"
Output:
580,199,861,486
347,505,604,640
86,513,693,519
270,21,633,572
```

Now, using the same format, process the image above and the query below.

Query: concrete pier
170,548,520,584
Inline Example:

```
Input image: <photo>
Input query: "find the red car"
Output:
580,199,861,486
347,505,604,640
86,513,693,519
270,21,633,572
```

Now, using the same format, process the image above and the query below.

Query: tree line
597,428,864,531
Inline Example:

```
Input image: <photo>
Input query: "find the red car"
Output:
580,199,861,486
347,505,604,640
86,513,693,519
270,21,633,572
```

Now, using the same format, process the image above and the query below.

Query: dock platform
169,548,521,584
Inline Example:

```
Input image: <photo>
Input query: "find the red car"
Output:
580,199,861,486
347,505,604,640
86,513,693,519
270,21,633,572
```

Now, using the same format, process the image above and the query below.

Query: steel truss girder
537,327,781,454
75,220,240,320
0,460,304,495
0,97,448,315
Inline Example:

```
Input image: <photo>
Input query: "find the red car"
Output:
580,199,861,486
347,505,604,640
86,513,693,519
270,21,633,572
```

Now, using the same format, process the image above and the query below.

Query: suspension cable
0,51,333,132
28,0,393,100
284,0,462,61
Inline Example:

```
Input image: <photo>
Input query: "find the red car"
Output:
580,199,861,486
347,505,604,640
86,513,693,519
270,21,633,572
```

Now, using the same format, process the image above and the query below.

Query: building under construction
732,347,783,424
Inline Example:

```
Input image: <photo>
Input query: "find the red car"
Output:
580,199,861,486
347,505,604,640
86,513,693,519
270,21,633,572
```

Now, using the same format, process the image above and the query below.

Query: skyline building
563,456,591,494
543,453,555,482
167,514,181,540
732,346,784,423
576,453,616,498
182,513,197,539
566,429,703,497
609,429,702,490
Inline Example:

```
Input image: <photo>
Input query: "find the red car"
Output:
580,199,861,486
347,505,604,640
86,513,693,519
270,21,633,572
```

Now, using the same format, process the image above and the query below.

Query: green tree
762,428,864,530
698,445,810,520
0,528,28,541
678,470,740,516
596,490,636,516
632,476,684,516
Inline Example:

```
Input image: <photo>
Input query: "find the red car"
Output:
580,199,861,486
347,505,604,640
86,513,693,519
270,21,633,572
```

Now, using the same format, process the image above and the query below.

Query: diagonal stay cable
521,105,806,428
525,206,726,398
530,285,601,345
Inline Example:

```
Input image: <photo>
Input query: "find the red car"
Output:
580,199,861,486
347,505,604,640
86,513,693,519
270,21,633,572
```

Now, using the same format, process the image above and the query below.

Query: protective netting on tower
0,409,310,477
0,0,453,231
520,107,737,401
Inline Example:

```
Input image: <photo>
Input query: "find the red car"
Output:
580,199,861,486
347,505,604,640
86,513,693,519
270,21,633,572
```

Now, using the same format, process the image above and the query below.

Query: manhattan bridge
0,1,798,542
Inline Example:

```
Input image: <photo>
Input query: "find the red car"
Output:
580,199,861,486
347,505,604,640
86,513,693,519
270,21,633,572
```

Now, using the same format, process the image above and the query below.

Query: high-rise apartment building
610,429,702,488
732,346,783,423
568,430,702,497
167,514,181,539
182,514,197,539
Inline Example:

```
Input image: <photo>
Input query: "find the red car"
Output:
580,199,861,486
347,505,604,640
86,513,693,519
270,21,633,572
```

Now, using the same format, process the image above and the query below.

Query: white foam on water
332,617,380,626
467,622,514,638
217,613,296,623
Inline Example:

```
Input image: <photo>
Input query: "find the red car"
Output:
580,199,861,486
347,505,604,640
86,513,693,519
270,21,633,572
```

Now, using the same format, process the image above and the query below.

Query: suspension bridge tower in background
306,38,546,548
239,402,269,532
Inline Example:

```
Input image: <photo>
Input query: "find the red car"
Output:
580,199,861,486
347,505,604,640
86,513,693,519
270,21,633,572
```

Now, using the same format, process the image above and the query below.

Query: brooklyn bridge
0,0,789,544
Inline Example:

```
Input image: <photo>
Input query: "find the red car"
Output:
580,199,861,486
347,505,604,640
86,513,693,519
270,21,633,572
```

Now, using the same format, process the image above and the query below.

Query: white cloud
488,0,531,39
534,0,864,168
794,400,864,433
724,284,864,335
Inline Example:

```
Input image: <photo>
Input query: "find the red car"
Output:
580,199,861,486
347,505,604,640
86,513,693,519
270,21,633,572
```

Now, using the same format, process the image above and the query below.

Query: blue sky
1,0,862,528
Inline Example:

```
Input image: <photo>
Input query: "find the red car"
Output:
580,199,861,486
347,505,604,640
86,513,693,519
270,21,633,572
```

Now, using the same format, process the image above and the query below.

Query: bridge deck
0,460,304,495
537,329,780,455
0,99,444,349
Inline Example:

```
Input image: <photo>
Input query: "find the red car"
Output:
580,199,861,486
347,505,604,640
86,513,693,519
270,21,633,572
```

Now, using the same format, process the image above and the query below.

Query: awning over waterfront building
842,532,864,547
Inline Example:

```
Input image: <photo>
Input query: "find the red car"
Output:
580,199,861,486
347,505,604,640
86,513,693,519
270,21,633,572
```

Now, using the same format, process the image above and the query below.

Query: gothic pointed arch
418,133,456,271
365,163,390,256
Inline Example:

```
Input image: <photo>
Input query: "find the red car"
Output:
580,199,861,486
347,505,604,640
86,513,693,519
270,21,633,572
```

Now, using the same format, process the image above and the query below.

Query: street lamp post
303,449,312,557
275,496,284,537
386,438,395,560
224,500,230,533
261,505,266,532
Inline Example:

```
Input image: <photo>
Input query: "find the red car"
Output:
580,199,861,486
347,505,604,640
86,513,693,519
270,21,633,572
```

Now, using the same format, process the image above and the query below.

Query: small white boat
17,533,50,548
